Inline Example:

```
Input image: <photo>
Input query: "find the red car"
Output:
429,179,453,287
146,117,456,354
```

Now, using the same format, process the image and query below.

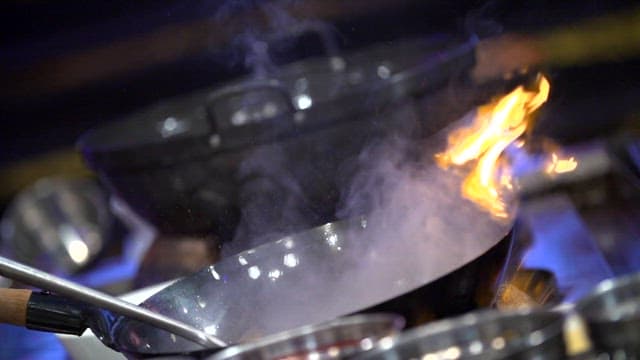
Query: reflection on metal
248,265,261,279
65,239,90,265
283,253,299,268
1,177,111,274
563,313,592,357
231,111,248,126
210,266,221,280
115,216,506,354
376,65,391,79
238,256,248,266
327,233,338,246
293,94,313,110
575,273,640,356
204,324,219,336
158,117,189,138
355,310,565,359
209,314,403,360
268,269,282,281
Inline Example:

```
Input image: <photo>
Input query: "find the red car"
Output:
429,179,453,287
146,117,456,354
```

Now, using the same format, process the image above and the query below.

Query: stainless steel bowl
0,177,112,274
353,310,565,360
575,273,640,357
206,314,404,360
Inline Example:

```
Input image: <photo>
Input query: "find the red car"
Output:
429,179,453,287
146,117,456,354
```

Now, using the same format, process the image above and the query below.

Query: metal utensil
1,177,112,274
0,255,226,352
207,314,404,360
353,309,566,360
109,211,508,355
575,272,640,357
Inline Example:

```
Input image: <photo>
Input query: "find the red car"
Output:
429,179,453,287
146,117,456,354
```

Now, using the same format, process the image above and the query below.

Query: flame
545,152,578,174
435,75,550,218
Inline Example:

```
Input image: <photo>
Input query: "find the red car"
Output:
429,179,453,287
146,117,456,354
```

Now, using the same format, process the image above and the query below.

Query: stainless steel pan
0,144,510,357
0,214,508,357
112,188,509,356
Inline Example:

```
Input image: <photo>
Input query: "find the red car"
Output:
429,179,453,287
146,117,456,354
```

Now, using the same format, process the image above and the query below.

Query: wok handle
0,288,88,335
0,288,31,326
26,291,89,336
0,255,227,348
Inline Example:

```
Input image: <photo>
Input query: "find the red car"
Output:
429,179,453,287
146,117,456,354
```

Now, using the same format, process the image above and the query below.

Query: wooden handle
0,288,32,326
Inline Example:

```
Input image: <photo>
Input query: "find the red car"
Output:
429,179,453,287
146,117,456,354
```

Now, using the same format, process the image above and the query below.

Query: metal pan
575,272,640,356
353,309,566,360
111,206,509,356
206,314,404,360
0,213,509,357
77,37,476,237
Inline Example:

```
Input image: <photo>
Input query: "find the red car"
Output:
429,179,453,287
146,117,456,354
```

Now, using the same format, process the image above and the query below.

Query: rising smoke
218,0,509,267
218,0,342,256
140,110,510,347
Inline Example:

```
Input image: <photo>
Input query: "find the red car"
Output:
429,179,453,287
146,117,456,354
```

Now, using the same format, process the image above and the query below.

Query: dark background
0,0,633,165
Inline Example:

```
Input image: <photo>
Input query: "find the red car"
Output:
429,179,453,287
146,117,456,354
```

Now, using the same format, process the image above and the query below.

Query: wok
111,171,510,357
0,155,510,357
0,255,225,350
352,309,565,360
0,215,509,357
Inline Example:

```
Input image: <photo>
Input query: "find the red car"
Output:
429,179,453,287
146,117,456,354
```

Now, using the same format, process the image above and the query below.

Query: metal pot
77,36,476,238
109,210,509,356
353,310,566,360
206,314,404,360
575,272,640,357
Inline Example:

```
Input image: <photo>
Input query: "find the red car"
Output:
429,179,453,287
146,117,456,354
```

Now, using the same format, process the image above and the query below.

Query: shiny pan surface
110,206,507,355
354,310,565,360
575,272,640,356
207,314,404,360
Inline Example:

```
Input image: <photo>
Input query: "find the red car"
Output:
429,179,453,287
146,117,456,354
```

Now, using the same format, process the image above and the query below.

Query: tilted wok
111,164,510,356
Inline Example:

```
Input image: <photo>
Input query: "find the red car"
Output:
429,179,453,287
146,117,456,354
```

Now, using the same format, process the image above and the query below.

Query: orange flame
545,152,578,174
435,75,550,218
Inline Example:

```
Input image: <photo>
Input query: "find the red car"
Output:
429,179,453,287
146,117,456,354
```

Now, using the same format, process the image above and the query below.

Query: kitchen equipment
0,214,509,357
0,204,506,354
575,272,640,357
56,280,176,360
206,314,403,360
0,255,225,352
1,177,114,274
108,203,509,356
353,309,566,359
77,36,477,238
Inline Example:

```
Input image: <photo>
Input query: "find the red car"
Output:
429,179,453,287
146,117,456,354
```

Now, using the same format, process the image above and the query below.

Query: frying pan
0,255,225,350
2,125,512,356
0,210,508,357
2,96,513,359
107,152,511,356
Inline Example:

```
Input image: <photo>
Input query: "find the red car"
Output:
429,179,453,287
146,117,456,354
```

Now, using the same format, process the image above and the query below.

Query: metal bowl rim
575,272,640,321
207,313,405,360
356,309,564,359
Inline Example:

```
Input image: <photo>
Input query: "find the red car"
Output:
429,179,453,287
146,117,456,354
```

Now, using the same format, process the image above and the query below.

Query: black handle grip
26,291,89,336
